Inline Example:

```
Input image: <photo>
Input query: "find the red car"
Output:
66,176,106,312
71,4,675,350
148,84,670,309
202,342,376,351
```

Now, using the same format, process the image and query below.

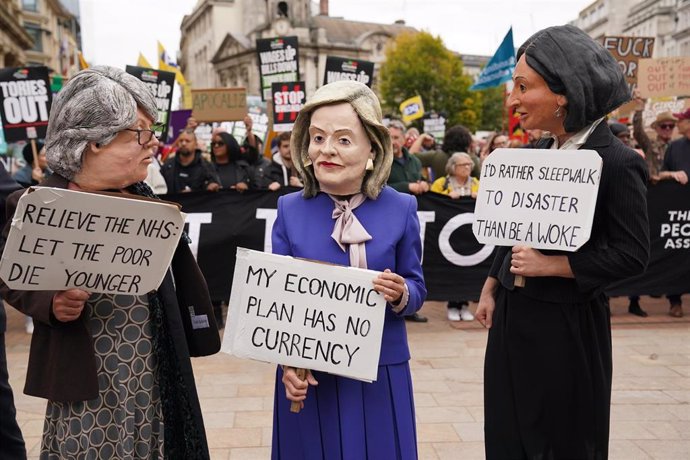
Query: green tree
378,31,480,131
477,85,506,132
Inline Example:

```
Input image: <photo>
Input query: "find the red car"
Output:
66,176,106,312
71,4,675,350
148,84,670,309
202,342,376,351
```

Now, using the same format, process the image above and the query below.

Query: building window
25,24,43,52
22,0,38,12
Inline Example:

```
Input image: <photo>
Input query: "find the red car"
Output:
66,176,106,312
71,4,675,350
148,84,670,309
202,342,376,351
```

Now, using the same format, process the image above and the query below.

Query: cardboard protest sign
473,148,602,251
602,36,655,95
642,96,686,128
192,87,247,122
0,187,185,295
423,113,446,143
272,81,305,132
125,66,176,143
257,36,300,101
323,56,375,87
222,248,387,382
400,95,424,124
637,57,690,98
0,66,52,143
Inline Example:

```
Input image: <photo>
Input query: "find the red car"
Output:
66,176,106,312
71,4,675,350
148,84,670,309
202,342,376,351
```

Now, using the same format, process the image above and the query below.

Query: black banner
125,66,176,143
607,181,690,296
0,66,52,143
256,36,299,101
163,183,690,304
271,81,305,133
323,56,375,87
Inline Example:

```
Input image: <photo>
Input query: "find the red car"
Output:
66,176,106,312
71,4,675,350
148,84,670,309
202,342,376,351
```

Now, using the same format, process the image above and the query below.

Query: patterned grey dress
40,294,164,459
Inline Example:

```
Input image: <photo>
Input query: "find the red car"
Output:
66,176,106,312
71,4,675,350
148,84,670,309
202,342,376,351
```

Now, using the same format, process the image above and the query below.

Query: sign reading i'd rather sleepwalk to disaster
257,36,300,100
125,65,176,143
473,148,602,251
0,187,186,295
0,66,52,143
323,56,375,87
272,81,305,132
222,248,387,382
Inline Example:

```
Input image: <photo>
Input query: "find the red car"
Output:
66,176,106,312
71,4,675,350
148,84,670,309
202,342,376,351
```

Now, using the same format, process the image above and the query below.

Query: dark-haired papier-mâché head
290,80,393,199
517,24,631,133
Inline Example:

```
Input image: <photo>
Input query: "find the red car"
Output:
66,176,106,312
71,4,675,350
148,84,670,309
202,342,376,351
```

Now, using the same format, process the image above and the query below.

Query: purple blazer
272,186,427,365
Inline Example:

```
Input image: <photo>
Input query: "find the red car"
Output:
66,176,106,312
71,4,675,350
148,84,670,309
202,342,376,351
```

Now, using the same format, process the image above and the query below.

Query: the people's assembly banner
323,56,375,87
125,65,176,143
256,36,299,100
163,182,690,304
0,66,52,143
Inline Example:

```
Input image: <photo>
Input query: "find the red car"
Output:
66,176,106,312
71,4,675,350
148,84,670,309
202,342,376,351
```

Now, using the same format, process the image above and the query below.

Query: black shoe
628,300,648,317
405,313,428,323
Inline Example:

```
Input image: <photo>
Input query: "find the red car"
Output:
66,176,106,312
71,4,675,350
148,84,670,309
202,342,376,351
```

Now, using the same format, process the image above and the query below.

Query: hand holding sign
283,366,318,412
473,148,602,286
52,288,91,322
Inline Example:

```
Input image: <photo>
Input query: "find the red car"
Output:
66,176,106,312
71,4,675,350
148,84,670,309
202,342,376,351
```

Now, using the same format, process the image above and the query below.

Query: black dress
483,122,650,459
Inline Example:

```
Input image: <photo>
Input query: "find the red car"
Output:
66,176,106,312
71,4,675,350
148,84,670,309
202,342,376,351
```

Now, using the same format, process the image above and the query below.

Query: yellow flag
157,41,187,86
399,95,425,124
137,53,152,68
78,51,89,70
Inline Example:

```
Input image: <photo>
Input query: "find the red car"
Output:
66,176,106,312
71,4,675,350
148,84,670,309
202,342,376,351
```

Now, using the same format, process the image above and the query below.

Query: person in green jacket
409,125,480,181
387,120,430,195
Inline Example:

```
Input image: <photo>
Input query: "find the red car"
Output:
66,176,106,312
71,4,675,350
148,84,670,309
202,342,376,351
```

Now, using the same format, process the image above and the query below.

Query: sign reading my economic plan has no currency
222,248,387,382
0,187,186,295
473,148,602,251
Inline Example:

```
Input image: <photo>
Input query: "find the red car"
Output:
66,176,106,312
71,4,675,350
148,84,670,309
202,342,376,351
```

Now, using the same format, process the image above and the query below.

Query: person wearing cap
664,107,690,183
475,25,649,459
661,107,690,318
632,92,686,184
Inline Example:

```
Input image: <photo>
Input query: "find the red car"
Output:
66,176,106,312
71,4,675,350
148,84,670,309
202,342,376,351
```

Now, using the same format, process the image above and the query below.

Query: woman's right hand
52,289,91,322
475,278,498,328
282,367,318,408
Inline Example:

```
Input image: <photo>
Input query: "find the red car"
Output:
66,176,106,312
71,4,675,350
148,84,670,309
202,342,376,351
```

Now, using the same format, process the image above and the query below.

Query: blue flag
470,28,516,91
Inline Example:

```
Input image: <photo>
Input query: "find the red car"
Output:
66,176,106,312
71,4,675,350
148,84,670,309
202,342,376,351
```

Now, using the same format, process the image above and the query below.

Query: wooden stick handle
289,368,307,413
30,139,39,171
514,275,525,288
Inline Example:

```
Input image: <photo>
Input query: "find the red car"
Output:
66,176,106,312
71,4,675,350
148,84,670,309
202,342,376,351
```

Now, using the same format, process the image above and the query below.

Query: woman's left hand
510,245,547,277
373,269,405,304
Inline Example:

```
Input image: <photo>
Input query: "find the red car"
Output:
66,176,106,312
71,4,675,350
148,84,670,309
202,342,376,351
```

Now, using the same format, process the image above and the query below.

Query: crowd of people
0,22,688,460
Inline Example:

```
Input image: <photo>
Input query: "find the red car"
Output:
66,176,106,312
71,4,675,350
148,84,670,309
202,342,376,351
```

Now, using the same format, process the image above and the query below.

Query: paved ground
5,295,690,459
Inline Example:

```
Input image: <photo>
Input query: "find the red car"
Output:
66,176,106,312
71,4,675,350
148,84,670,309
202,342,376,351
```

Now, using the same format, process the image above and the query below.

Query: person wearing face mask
475,26,649,459
0,66,219,459
271,80,427,459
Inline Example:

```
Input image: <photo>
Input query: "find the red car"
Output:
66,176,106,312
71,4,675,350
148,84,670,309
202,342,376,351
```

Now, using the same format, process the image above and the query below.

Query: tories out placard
0,187,186,295
125,65,176,143
473,148,602,251
221,248,387,382
272,81,305,132
257,36,300,100
0,66,52,143
323,56,374,87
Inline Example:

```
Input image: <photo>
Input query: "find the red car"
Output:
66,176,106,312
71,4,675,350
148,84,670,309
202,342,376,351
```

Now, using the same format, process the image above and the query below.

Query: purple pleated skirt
271,362,418,460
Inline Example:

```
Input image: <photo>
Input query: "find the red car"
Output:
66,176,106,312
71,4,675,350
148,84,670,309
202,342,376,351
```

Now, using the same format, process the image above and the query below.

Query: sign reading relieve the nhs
222,248,387,382
473,148,602,251
0,187,185,295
